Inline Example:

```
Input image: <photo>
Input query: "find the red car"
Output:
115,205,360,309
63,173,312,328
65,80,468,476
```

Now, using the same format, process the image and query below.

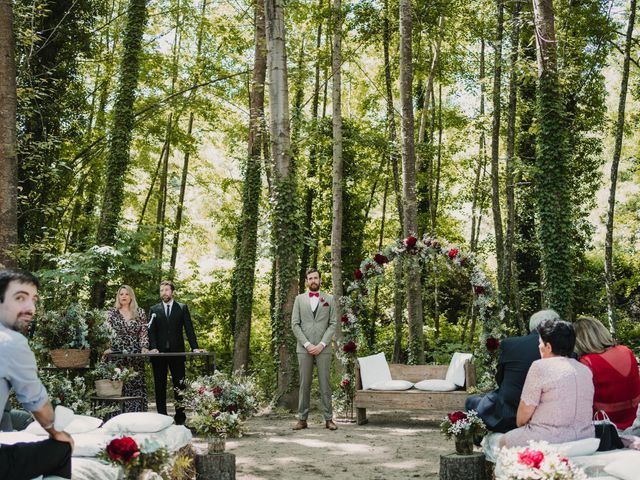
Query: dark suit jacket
148,302,199,353
476,332,540,433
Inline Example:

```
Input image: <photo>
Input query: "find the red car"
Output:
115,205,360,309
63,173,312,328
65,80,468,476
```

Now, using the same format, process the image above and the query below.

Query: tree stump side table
195,452,236,480
439,452,487,480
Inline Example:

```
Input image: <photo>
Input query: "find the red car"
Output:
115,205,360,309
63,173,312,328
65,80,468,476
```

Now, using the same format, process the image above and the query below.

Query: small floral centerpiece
440,410,487,455
190,411,241,453
497,441,587,479
100,436,169,479
92,361,137,397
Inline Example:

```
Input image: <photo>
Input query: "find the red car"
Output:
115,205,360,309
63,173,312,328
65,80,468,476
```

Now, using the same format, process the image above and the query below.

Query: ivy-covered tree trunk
0,0,17,267
92,0,148,307
604,0,636,337
491,0,505,294
331,0,344,332
532,0,573,318
266,0,300,409
232,0,267,372
399,0,424,364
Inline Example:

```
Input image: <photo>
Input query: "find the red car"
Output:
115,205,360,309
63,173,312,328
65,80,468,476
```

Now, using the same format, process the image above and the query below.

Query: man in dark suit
148,280,203,425
465,309,560,433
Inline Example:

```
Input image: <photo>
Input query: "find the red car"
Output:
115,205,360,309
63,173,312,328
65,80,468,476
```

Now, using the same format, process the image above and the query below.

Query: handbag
593,410,624,451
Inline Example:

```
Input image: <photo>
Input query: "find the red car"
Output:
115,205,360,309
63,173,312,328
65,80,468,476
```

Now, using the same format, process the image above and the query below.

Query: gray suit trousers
297,352,333,421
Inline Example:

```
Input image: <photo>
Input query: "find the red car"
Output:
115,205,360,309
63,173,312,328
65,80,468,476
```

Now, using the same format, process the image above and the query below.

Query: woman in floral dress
104,285,149,412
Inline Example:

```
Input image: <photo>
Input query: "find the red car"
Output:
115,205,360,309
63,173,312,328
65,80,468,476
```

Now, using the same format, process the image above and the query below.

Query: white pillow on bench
414,379,457,391
445,352,473,387
370,380,414,391
358,352,392,390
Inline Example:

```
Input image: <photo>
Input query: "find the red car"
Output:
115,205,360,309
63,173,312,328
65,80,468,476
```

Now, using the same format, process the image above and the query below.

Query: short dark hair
0,270,40,303
537,319,576,357
160,280,175,291
305,268,320,279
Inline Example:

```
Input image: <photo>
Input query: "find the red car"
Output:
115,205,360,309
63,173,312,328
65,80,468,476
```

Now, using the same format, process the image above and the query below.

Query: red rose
448,248,458,259
354,269,363,280
227,403,238,413
473,285,485,295
447,411,467,424
341,314,349,324
343,341,357,353
198,386,205,394
212,386,222,397
486,337,500,352
106,436,140,464
374,253,389,265
403,236,417,248
518,448,544,469
341,378,350,387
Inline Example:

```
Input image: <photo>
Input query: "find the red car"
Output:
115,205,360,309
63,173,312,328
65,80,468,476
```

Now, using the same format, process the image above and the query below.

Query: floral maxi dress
106,308,149,412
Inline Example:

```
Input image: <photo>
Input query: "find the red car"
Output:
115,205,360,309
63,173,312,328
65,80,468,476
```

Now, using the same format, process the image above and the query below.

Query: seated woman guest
574,316,640,430
502,319,594,447
104,285,149,412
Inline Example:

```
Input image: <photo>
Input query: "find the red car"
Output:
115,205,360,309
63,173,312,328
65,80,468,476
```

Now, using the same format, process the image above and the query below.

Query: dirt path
193,409,460,479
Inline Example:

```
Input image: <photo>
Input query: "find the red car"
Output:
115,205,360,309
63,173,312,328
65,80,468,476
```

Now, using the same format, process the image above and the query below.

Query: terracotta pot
454,436,473,455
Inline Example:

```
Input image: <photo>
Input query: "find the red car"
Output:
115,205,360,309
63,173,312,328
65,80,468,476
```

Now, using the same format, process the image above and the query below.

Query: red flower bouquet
342,340,357,353
106,436,140,464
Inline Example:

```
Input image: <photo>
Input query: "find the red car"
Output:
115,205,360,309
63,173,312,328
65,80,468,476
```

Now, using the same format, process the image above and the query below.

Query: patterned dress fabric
503,356,595,447
106,308,149,412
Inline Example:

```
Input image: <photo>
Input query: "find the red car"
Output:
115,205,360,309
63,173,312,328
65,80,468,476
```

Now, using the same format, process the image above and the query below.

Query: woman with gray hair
574,316,640,430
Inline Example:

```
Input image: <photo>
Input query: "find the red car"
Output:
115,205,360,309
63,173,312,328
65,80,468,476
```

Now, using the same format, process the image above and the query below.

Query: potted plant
440,410,487,455
189,411,242,453
92,362,137,397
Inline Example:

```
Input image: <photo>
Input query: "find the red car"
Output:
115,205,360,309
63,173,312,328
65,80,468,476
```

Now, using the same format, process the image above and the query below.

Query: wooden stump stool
439,452,487,480
195,452,236,480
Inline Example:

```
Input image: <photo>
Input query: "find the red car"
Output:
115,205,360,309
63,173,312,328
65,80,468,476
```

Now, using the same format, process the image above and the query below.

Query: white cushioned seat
370,380,414,391
444,352,473,387
357,352,392,390
414,379,457,392
102,412,173,433
26,414,102,436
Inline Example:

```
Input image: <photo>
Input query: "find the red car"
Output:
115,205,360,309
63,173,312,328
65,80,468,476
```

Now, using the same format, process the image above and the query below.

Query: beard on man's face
308,282,320,292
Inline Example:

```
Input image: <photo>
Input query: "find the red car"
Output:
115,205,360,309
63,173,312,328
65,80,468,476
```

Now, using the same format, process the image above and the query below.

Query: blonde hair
574,316,615,356
114,285,140,320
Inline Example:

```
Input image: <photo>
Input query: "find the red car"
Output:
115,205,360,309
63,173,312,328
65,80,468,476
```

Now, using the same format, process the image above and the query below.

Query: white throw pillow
26,414,102,436
604,455,640,480
358,352,392,390
72,432,115,457
370,380,414,391
558,437,600,457
444,352,473,387
413,379,457,392
102,412,173,433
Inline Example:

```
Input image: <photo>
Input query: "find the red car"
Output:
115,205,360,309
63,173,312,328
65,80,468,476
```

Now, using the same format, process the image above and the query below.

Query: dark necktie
166,304,171,318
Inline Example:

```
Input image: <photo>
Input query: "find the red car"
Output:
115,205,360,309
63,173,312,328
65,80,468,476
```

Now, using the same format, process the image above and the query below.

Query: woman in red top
574,316,640,430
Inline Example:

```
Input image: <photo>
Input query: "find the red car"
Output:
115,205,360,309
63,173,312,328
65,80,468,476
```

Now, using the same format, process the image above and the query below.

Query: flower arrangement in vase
92,361,138,397
100,437,169,479
440,410,487,455
496,441,586,479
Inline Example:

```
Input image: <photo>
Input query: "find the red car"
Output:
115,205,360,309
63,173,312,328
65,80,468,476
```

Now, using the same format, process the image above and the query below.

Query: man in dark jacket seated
465,309,560,433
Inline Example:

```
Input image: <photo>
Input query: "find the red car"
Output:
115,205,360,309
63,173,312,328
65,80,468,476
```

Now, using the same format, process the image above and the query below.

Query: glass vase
208,436,226,454
454,436,473,455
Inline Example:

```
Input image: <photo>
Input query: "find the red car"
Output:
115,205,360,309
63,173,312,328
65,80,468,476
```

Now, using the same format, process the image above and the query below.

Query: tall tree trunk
92,0,148,307
418,16,443,145
299,0,324,290
400,0,424,364
0,0,17,267
491,0,505,294
430,83,443,235
331,0,344,331
532,0,573,318
470,37,487,253
604,0,636,337
232,0,267,372
504,0,524,332
266,0,300,408
156,113,173,280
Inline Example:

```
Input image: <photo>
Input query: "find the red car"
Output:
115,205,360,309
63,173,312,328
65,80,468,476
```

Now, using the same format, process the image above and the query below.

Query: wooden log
195,452,236,480
439,452,487,480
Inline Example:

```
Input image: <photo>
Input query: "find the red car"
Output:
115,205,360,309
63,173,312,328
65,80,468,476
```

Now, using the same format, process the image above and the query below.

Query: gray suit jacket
291,291,336,355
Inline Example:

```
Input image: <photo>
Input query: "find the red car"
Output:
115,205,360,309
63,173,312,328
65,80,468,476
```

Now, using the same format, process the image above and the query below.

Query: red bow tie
309,292,319,297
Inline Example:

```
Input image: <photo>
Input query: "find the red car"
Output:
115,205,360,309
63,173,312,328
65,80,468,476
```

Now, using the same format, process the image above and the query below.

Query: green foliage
32,303,108,351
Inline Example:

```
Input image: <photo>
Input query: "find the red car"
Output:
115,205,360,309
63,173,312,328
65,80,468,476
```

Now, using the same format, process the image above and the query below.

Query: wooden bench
354,361,476,425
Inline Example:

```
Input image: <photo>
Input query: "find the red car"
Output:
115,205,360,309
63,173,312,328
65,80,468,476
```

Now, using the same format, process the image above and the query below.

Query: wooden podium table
105,351,216,372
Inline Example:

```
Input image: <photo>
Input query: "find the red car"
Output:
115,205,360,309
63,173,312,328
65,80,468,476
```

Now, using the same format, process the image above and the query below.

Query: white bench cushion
414,379,457,392
370,380,414,391
445,352,473,387
358,352,392,390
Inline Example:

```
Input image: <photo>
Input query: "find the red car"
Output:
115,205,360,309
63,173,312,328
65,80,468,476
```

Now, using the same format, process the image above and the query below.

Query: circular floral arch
335,235,503,413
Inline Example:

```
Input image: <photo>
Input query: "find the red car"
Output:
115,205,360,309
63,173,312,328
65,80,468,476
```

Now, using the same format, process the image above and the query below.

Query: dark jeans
151,356,186,424
0,439,72,480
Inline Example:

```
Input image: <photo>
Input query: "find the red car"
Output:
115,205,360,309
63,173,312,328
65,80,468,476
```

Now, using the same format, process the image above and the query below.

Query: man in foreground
0,270,74,479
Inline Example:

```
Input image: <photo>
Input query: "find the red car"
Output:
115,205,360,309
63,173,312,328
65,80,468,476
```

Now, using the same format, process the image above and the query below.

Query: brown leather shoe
292,420,308,430
325,420,338,430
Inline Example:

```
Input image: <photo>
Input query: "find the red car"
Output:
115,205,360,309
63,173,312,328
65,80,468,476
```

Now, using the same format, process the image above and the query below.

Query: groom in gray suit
291,268,338,431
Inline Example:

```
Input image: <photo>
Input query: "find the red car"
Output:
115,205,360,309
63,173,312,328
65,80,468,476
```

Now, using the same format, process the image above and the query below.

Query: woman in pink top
574,316,640,430
502,319,595,447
